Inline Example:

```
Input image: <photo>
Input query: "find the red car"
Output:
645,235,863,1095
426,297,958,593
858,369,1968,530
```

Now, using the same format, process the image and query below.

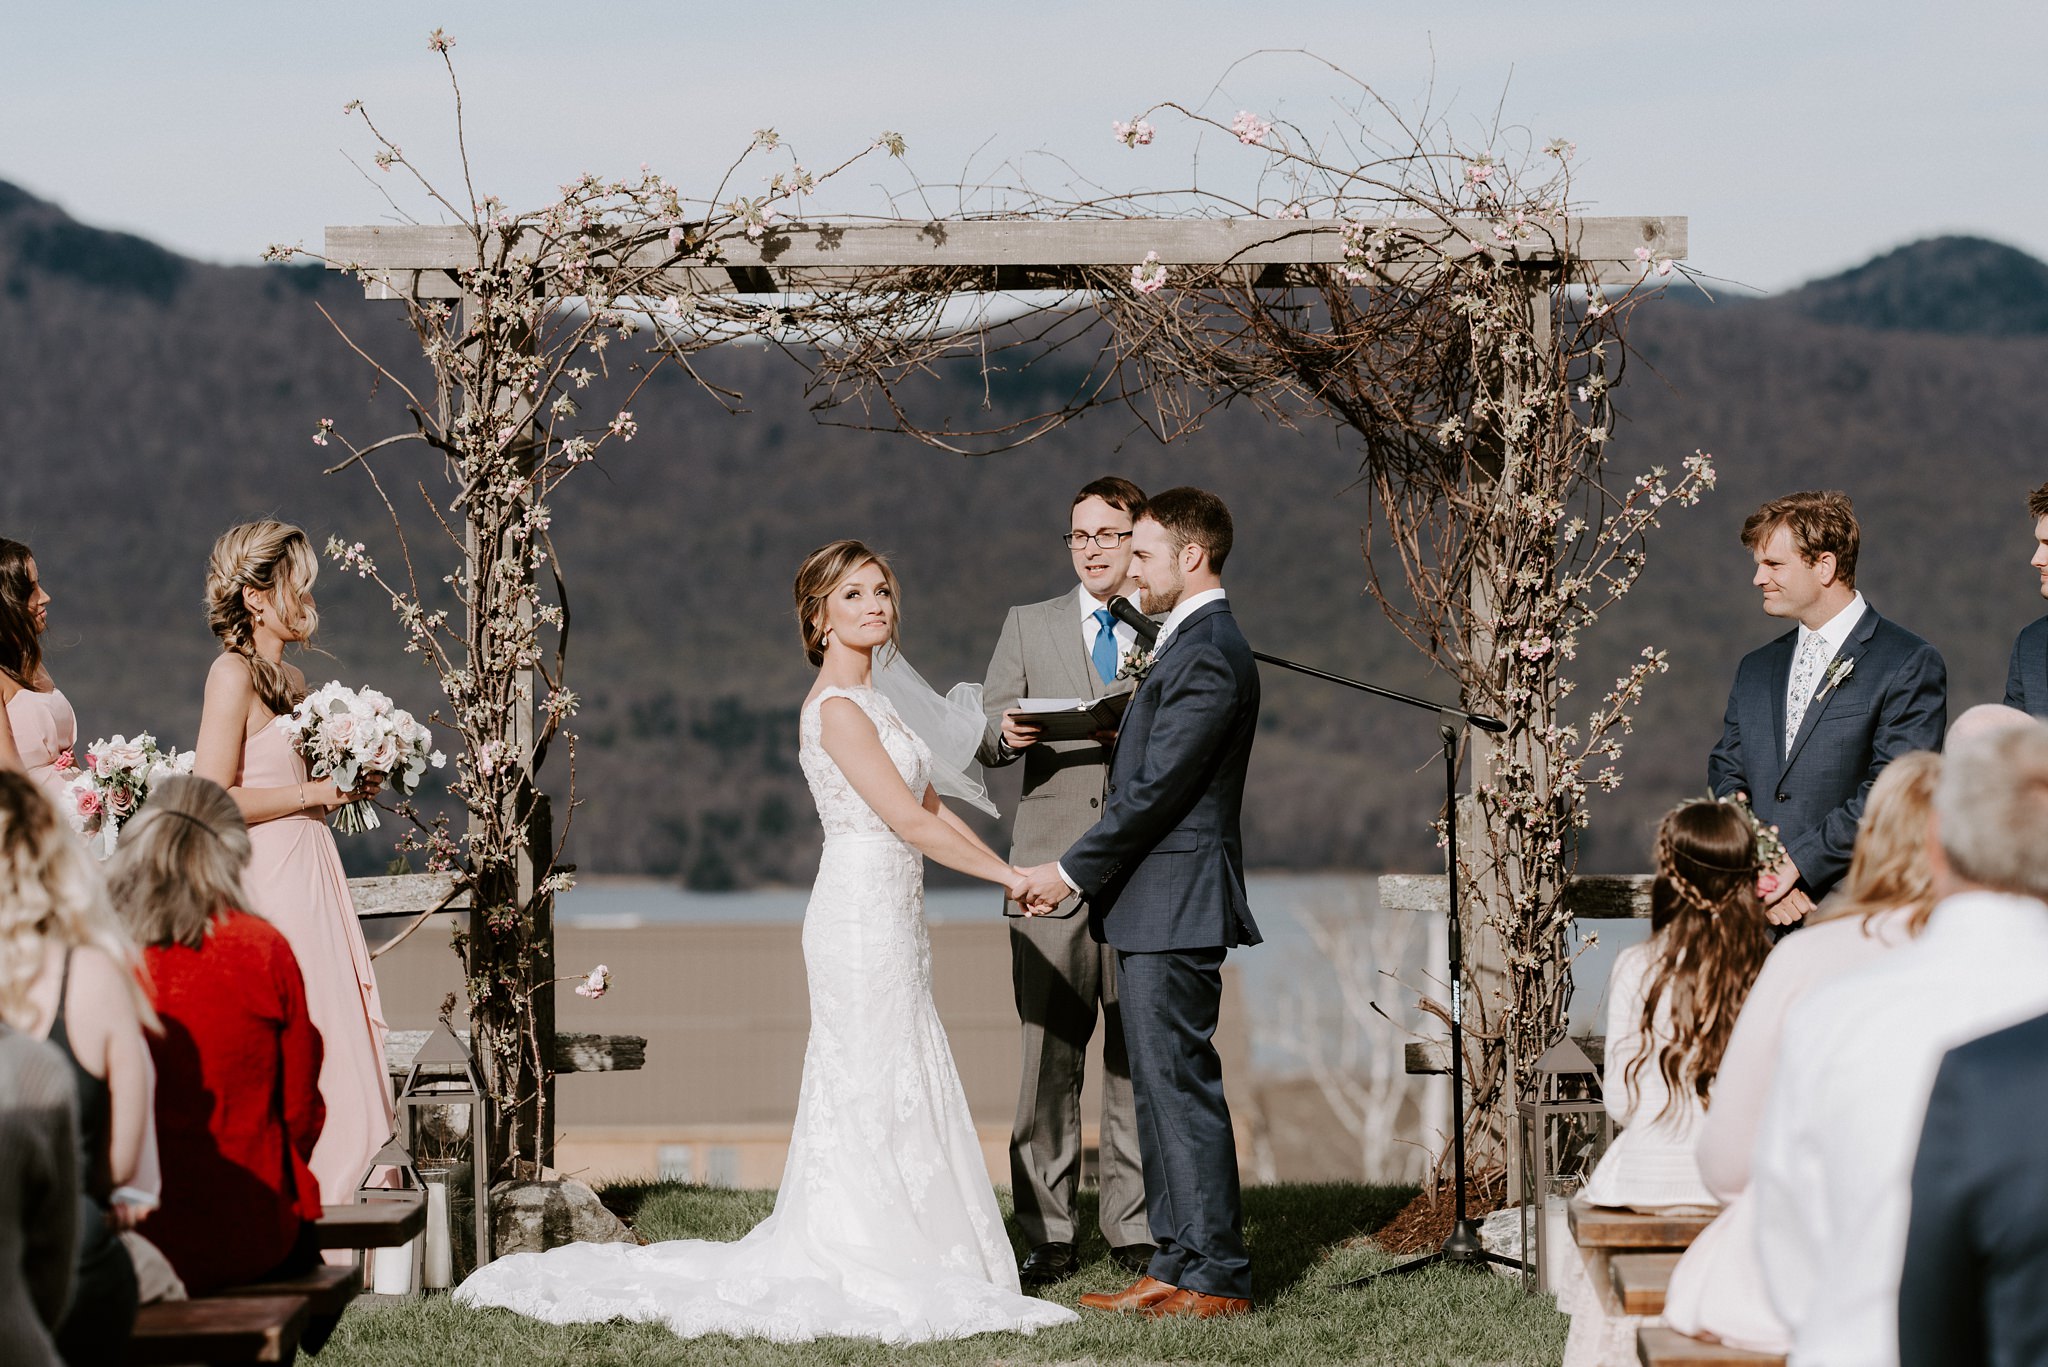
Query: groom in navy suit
1709,490,1946,925
2001,481,2048,717
1016,486,1261,1319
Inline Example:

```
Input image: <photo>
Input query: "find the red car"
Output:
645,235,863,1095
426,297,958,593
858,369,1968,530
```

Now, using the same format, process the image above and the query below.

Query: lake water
555,872,1645,1069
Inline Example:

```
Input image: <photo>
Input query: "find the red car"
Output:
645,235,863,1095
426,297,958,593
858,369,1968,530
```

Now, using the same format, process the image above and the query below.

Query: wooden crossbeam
325,215,1687,298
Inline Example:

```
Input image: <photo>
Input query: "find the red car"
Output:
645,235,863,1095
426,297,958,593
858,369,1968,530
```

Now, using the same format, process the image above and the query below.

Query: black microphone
1108,595,1159,646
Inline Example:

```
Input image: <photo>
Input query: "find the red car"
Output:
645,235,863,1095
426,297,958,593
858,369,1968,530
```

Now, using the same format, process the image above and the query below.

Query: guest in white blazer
1558,797,1775,1367
1753,716,2048,1367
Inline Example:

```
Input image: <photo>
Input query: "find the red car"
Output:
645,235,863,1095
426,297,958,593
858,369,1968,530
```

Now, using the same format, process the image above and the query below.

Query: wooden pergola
325,212,1688,1163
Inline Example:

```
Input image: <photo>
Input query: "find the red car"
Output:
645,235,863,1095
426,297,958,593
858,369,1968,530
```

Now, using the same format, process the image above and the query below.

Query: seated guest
1664,751,1941,1354
0,1025,78,1367
1557,797,1774,1367
114,776,326,1294
0,770,155,1364
1898,1006,2048,1367
1754,719,2048,1367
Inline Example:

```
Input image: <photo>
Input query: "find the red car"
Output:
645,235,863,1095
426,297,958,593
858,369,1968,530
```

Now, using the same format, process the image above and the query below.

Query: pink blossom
575,964,612,1000
1112,118,1156,148
53,749,74,774
1757,873,1781,900
1131,252,1167,295
1230,111,1272,146
1277,202,1307,220
1519,636,1554,661
311,418,335,448
1466,158,1497,188
427,28,454,52
75,789,102,818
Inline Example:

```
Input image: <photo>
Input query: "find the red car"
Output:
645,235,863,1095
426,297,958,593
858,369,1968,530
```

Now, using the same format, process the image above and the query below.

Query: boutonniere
1116,645,1156,682
1816,657,1855,701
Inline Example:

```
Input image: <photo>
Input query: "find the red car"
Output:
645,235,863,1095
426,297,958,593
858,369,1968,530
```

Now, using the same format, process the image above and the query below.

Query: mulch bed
1366,1173,1510,1254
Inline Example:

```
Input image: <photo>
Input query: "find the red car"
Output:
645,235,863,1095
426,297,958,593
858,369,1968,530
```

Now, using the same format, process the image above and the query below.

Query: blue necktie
1091,608,1120,684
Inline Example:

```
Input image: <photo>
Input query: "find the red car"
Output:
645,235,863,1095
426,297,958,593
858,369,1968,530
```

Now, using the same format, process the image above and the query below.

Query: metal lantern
398,1022,493,1283
356,1135,427,1300
1516,1036,1614,1294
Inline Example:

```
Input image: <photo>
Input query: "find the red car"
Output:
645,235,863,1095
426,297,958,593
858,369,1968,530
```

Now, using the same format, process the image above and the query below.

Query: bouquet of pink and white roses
61,733,196,859
279,682,444,835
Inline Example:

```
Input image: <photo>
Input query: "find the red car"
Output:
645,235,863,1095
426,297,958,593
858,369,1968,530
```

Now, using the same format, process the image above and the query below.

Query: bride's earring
822,629,835,649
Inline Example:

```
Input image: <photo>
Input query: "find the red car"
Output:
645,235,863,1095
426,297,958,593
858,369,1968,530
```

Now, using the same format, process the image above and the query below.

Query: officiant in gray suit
976,476,1153,1285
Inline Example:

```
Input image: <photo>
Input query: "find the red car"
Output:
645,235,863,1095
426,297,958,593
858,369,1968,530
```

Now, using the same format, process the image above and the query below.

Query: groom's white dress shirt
1753,891,2048,1367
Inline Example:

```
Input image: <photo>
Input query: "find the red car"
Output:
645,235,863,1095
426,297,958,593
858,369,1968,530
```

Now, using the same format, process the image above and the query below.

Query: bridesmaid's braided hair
1625,799,1774,1120
0,539,42,688
205,521,319,717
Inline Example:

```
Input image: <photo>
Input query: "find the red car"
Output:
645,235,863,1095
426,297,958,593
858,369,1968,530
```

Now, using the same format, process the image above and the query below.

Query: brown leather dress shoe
1078,1275,1177,1313
1142,1287,1253,1320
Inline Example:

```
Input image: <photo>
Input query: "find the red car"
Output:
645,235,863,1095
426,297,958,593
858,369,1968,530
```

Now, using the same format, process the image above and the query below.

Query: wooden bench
1568,1199,1714,1251
1637,1326,1785,1365
128,1295,311,1365
311,1192,428,1249
1609,1251,1679,1314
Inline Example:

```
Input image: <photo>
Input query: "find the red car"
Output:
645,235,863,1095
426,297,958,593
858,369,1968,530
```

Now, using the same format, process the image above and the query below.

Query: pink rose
76,789,102,818
108,787,136,815
1757,873,1780,900
53,749,75,774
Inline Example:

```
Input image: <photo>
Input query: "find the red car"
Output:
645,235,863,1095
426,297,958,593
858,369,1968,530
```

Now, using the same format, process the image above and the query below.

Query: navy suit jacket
1707,604,1946,897
1062,598,1262,953
2002,614,2048,718
1899,1009,2048,1367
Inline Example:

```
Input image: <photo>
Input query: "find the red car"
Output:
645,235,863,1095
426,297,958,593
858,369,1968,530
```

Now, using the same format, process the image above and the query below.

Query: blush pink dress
6,685,77,806
236,719,395,1207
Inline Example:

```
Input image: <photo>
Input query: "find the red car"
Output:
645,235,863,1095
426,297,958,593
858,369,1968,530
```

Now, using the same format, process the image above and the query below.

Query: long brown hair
1815,751,1941,935
1626,799,1774,1117
205,521,318,716
0,540,42,688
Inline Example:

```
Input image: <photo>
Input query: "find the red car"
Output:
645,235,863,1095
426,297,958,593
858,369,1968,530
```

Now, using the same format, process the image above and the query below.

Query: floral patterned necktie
1785,630,1830,754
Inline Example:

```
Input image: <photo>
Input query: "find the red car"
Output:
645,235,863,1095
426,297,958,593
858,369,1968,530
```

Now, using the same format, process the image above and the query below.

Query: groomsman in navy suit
2001,481,2048,718
1708,490,1947,925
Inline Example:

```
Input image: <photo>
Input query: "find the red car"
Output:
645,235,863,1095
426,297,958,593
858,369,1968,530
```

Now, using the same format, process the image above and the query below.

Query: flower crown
1655,794,1785,912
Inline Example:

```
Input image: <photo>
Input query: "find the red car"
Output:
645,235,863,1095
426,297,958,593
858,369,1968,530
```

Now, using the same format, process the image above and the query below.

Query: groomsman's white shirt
1786,591,1866,721
1056,588,1228,895
1752,891,2048,1367
1080,584,1139,670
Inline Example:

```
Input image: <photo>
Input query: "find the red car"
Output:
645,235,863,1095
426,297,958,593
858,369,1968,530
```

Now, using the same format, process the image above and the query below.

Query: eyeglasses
1064,531,1134,550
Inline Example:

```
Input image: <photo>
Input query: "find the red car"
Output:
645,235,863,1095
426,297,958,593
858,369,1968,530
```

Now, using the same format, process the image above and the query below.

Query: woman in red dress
113,775,326,1294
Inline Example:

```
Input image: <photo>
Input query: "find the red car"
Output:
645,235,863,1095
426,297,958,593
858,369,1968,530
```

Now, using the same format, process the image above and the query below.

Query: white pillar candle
423,1182,454,1289
371,1237,415,1296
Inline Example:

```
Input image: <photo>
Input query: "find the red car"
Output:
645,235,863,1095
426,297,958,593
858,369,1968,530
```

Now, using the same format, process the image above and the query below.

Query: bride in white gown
455,541,1078,1344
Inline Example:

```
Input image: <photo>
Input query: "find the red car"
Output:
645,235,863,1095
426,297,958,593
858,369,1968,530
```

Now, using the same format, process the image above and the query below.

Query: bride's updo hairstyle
206,520,320,716
109,776,254,950
0,539,41,687
792,540,901,666
1628,797,1774,1118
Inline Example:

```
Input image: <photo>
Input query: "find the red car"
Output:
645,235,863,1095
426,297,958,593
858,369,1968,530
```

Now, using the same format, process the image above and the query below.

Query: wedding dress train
455,685,1076,1343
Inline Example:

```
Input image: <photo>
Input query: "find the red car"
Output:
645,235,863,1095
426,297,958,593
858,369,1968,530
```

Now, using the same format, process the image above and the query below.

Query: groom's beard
1139,578,1183,615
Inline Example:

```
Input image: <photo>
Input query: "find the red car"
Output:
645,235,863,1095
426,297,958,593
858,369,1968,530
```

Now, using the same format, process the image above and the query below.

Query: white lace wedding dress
454,685,1077,1344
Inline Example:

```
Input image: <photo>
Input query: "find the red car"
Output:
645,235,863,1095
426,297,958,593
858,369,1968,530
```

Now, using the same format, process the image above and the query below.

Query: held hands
1009,862,1072,917
1761,854,1813,926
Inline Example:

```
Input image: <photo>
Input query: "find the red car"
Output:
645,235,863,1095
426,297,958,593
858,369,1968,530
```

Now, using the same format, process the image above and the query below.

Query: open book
1013,692,1132,743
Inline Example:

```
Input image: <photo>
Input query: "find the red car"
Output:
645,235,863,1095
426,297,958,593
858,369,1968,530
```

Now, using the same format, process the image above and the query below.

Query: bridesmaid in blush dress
193,520,393,1213
0,541,78,805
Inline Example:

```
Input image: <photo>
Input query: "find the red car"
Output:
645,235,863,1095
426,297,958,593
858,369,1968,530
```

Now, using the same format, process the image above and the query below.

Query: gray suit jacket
978,591,1133,871
1708,603,1946,897
1062,599,1262,952
2002,614,2048,718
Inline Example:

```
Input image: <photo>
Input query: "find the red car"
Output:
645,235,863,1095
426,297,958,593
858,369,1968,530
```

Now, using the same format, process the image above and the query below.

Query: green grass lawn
320,1182,1566,1366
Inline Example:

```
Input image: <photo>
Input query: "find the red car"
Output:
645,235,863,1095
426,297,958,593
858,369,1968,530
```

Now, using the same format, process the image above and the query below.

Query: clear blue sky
2,1,2037,291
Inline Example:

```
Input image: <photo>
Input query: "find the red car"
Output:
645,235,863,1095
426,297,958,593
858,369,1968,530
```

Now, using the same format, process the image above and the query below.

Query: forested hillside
5,182,2043,881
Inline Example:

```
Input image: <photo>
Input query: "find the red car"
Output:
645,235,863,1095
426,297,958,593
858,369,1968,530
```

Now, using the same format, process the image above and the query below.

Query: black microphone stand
1107,598,1520,1280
